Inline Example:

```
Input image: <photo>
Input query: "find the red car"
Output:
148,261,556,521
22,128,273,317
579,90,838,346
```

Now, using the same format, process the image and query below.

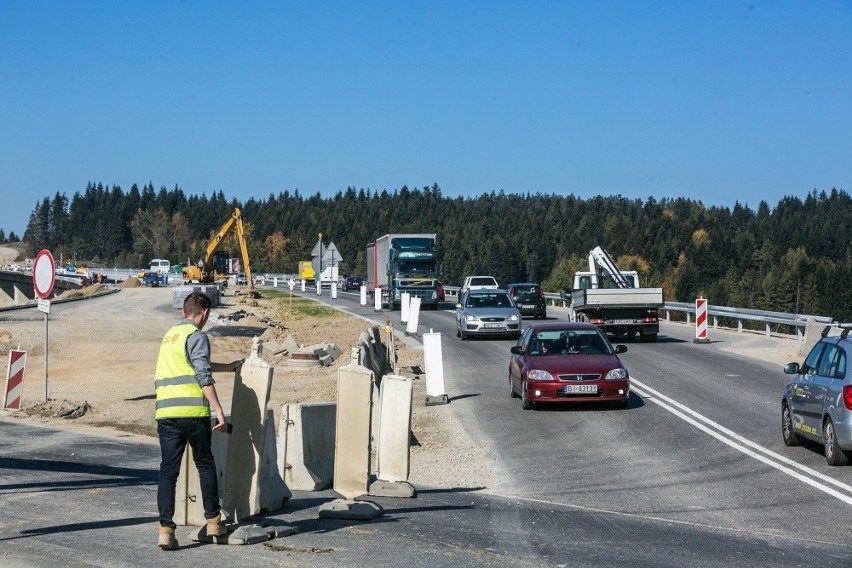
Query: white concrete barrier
278,402,336,491
370,374,415,497
174,414,232,526
406,297,421,335
222,346,290,521
401,292,410,323
423,331,448,405
318,356,382,519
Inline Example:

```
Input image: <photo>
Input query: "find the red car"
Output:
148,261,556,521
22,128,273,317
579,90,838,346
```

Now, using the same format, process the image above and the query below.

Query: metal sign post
33,249,56,402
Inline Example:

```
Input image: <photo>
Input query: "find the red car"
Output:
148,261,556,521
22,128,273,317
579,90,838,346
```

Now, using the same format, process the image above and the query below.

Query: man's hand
212,414,227,432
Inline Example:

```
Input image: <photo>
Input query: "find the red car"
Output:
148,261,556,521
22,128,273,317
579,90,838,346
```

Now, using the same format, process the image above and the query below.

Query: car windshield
529,329,611,355
466,293,512,308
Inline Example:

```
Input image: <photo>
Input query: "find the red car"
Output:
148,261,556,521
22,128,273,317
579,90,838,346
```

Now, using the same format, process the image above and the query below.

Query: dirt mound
24,399,92,419
118,277,142,288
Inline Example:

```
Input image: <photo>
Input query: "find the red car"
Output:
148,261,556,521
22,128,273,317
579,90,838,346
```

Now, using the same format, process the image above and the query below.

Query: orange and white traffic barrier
4,350,26,410
694,298,710,344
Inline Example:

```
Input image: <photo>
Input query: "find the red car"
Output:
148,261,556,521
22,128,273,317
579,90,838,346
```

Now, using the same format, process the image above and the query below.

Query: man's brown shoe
158,526,178,550
206,513,226,537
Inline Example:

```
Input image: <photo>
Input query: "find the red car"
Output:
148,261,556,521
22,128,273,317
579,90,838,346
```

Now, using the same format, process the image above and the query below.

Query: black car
342,276,363,291
506,282,547,319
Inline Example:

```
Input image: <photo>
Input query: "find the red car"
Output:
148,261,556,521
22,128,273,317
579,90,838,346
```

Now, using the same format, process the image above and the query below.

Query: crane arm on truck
588,246,632,289
183,207,254,293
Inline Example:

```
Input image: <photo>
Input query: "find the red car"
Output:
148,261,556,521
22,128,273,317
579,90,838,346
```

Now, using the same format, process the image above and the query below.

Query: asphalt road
2,288,851,567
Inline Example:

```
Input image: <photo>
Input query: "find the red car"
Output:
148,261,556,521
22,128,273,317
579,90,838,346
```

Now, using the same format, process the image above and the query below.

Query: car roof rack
822,322,851,339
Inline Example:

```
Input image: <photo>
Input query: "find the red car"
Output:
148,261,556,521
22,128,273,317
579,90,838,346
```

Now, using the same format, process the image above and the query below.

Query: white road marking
631,376,852,506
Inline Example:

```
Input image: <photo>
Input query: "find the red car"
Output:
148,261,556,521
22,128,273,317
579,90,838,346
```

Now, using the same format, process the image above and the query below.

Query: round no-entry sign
33,249,56,299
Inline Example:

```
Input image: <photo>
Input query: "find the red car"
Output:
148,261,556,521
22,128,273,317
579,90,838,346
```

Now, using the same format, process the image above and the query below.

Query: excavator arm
184,207,254,293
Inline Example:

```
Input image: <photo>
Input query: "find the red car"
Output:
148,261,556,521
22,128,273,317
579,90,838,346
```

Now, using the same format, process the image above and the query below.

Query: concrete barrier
370,374,415,498
172,284,222,308
174,414,232,527
222,347,290,521
423,331,448,405
318,355,382,520
278,402,336,491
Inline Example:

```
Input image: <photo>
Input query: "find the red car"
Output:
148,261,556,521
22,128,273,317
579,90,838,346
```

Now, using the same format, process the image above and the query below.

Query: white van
149,259,170,274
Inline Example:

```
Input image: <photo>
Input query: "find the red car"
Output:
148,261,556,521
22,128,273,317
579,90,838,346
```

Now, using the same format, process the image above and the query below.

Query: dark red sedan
508,321,630,410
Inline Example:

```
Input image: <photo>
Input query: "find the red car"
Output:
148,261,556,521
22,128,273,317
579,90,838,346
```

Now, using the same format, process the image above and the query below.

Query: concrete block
375,375,413,485
282,334,299,354
333,362,373,500
172,284,221,309
175,414,232,527
318,498,383,520
222,361,290,521
278,402,336,491
423,332,448,404
369,479,416,498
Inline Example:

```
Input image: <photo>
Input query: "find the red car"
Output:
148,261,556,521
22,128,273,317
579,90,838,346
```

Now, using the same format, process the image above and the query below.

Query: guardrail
442,286,833,340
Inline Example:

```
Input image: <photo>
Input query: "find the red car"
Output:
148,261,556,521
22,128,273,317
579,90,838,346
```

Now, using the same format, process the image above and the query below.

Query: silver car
456,289,522,340
781,326,852,465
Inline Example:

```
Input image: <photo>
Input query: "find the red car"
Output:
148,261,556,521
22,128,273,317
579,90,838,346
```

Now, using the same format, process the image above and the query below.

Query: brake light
642,317,657,323
589,318,606,325
844,385,852,411
538,288,544,298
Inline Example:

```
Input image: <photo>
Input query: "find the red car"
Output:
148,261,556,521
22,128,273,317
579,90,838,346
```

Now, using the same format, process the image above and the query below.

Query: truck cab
367,234,441,310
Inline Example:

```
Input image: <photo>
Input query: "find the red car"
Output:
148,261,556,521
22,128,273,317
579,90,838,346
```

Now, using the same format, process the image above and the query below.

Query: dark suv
342,276,363,291
506,282,546,319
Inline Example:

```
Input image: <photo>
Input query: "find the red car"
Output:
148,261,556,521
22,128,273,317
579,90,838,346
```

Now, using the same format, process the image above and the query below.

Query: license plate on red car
565,384,597,394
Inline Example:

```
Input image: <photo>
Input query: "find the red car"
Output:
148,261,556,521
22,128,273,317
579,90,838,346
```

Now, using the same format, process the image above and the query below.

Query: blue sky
1,1,850,237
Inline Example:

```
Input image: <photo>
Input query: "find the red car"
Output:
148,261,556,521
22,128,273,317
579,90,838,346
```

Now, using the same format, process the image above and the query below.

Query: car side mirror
510,345,524,355
784,362,800,374
614,344,627,354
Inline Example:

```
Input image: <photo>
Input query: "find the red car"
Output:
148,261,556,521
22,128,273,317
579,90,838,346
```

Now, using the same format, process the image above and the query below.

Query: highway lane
2,287,850,566
324,289,852,554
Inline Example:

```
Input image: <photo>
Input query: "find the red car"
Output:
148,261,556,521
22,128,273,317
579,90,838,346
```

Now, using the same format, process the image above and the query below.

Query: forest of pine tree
11,181,852,321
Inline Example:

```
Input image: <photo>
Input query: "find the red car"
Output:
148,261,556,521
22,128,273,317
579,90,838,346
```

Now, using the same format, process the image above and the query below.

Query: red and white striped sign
695,298,709,343
4,350,26,410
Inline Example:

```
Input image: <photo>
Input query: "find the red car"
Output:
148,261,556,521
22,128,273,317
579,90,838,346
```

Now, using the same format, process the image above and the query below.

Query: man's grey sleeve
186,330,215,387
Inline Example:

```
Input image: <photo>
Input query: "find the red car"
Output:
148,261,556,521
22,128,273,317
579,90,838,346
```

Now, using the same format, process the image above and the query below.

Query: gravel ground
0,278,495,491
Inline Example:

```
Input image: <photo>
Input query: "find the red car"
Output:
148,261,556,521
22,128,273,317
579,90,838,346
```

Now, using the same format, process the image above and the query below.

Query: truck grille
407,290,433,299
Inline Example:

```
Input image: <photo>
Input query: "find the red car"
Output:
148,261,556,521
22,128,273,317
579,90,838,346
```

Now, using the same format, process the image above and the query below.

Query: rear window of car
512,285,540,295
470,277,498,286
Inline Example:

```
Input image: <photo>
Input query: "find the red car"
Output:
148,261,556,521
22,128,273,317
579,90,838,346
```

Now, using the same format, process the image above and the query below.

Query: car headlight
605,368,628,380
508,314,519,322
526,369,555,381
464,314,479,322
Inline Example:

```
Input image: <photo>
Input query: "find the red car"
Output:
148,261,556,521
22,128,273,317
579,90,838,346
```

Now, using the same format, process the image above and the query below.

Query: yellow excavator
182,208,254,294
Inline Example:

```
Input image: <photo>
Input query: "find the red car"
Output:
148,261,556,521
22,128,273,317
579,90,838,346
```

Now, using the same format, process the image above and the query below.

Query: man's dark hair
183,291,212,315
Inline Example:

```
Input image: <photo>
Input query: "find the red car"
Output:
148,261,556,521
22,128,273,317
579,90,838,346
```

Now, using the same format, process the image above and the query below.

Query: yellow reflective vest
154,323,210,419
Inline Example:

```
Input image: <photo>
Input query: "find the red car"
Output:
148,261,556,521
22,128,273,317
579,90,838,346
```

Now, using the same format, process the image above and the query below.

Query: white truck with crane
367,233,441,310
569,245,664,342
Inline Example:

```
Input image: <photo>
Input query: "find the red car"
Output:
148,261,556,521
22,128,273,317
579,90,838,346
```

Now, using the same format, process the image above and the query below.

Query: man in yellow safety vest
154,291,242,550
